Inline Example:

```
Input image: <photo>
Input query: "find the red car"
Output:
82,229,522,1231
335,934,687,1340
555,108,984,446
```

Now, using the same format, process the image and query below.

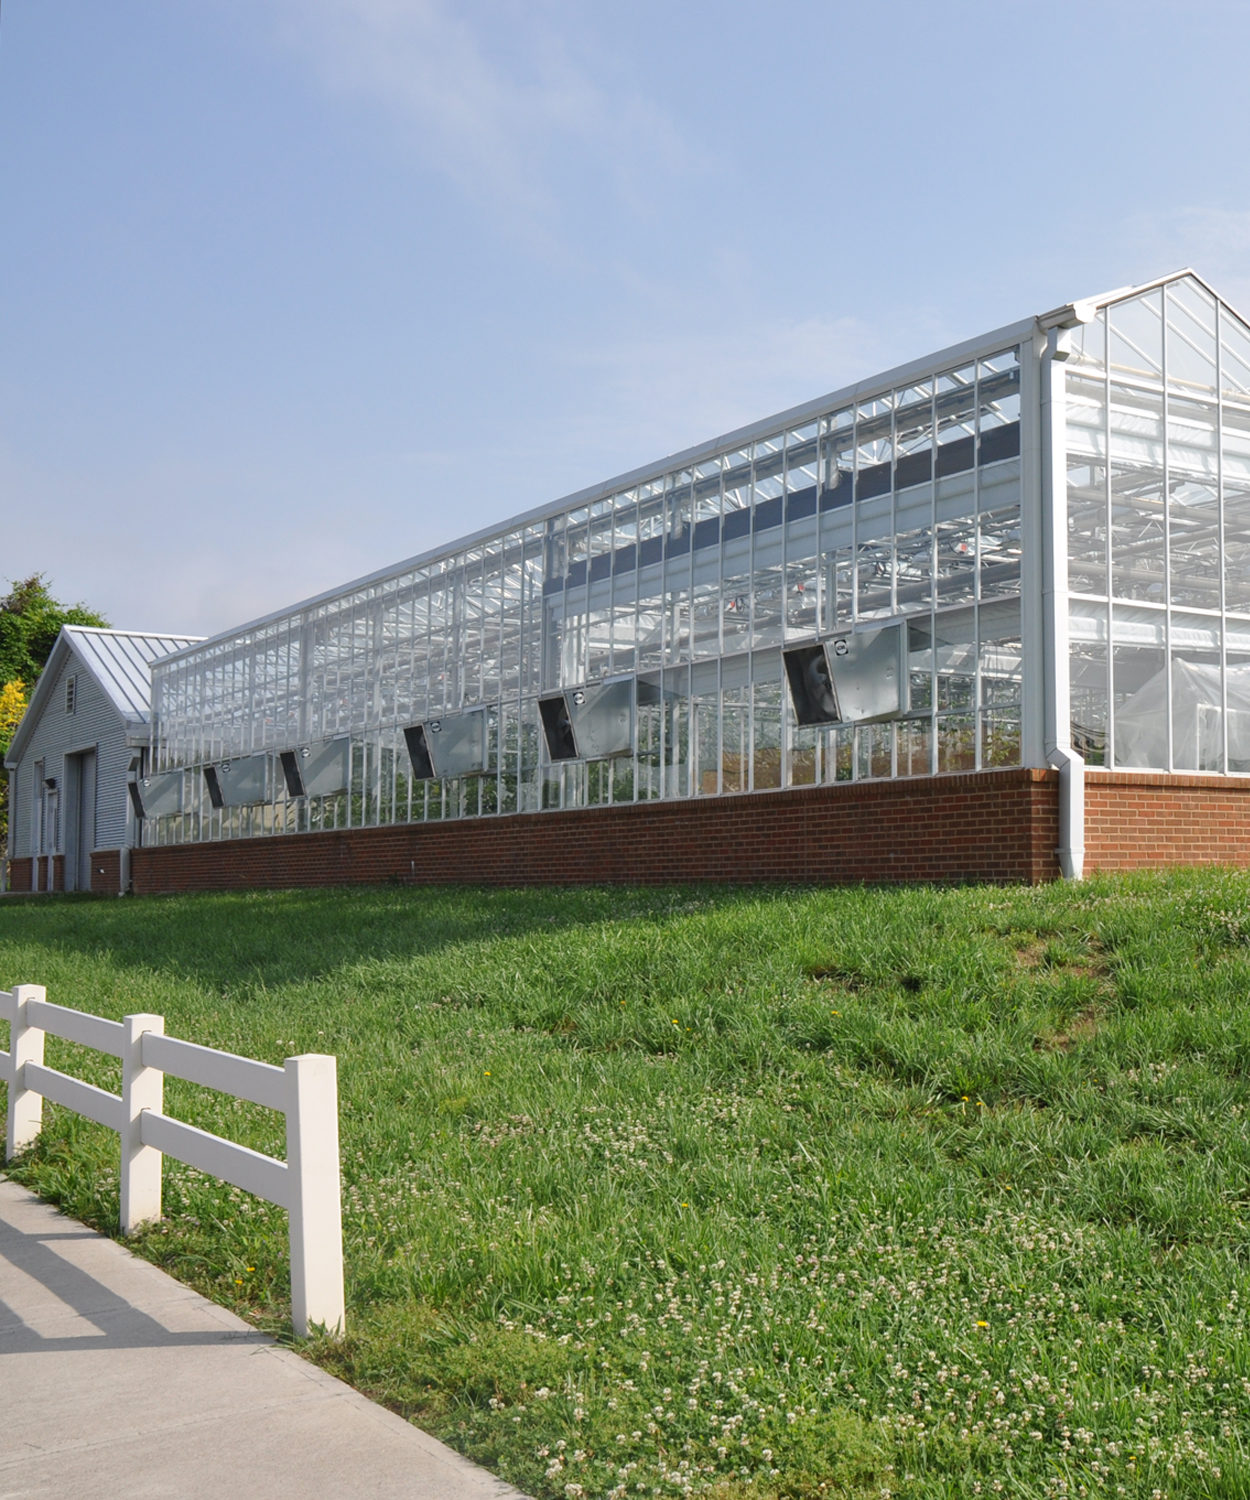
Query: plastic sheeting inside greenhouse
1114,661,1250,772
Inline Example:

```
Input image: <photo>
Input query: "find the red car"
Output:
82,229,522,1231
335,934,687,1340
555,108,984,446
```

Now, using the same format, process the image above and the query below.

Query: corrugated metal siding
7,654,131,859
10,760,27,857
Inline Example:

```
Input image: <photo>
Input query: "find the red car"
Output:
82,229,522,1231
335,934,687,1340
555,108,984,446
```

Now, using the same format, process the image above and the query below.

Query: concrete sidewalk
0,1180,530,1499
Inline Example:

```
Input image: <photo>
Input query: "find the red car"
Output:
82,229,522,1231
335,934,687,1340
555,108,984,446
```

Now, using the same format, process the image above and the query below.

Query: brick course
89,848,122,894
130,769,1062,893
1085,772,1250,870
19,771,1250,897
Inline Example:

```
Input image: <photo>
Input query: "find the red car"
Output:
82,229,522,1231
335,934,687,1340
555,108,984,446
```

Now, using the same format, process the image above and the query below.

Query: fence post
5,985,47,1161
121,1014,165,1233
284,1053,344,1338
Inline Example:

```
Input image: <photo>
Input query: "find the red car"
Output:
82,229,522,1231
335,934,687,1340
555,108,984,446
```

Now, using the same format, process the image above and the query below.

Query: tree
0,574,109,687
0,679,26,754
1,575,109,857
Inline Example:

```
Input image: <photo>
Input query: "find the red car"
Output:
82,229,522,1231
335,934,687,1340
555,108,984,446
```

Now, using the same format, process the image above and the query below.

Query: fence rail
0,983,343,1337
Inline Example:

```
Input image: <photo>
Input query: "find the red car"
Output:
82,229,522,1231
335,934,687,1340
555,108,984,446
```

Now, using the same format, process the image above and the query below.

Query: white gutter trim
1040,321,1085,880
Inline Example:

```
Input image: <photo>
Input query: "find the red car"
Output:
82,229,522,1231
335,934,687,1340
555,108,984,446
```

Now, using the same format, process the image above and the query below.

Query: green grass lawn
3,871,1250,1499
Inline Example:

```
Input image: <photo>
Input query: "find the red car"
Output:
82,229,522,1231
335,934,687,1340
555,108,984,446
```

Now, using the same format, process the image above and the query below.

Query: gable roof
4,625,202,766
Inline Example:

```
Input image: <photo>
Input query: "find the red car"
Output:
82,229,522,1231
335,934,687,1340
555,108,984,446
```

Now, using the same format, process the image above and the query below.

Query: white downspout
121,752,143,896
1040,321,1085,880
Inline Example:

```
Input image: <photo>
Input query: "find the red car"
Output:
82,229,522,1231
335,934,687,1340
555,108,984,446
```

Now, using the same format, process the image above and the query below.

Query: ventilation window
403,724,436,780
539,695,579,761
129,770,184,819
204,754,270,808
403,710,491,779
279,738,350,798
539,679,636,762
783,625,906,727
65,676,77,716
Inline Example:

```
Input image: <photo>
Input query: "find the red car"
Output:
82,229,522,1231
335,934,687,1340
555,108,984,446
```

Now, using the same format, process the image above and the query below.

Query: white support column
284,1053,345,1338
1041,321,1086,880
5,985,47,1159
121,1013,165,1233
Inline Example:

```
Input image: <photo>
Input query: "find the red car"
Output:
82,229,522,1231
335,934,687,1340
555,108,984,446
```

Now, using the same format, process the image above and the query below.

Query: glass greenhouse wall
1065,277,1250,774
142,272,1250,850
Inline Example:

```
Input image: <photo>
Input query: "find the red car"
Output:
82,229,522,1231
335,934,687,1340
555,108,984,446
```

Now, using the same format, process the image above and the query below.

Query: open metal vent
128,770,184,819
279,738,350,798
403,708,492,779
539,678,635,762
783,624,906,726
203,753,270,809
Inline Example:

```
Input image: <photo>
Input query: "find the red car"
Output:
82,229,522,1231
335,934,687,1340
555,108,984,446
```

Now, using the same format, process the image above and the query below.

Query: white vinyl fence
0,984,344,1337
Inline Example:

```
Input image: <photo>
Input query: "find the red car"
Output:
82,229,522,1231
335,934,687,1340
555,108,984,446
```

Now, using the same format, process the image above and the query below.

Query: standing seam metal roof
61,626,202,726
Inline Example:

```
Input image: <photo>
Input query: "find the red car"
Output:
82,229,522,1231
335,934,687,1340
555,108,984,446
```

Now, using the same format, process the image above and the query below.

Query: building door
37,775,59,892
66,749,97,892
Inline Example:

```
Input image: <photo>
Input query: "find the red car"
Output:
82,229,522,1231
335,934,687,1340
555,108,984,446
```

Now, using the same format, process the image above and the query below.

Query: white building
5,627,200,892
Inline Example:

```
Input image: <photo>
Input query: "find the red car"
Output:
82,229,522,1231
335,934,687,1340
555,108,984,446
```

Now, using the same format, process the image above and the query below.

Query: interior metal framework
141,272,1250,850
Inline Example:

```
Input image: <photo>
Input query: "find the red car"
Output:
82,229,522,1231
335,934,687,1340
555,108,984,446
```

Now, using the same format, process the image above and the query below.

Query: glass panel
855,539,894,619
1111,605,1167,768
1169,401,1221,610
894,528,933,612
935,366,977,479
907,621,934,714
1066,373,1108,595
893,385,933,493
979,605,1022,768
695,683,720,795
1224,404,1250,613
1165,279,1218,392
1219,305,1250,402
934,608,977,719
1170,614,1222,772
1109,289,1164,381
789,722,819,787
937,715,975,772
822,545,854,633
1070,604,1109,766
1108,384,1166,603
897,718,932,777
856,722,893,779
935,519,977,605
752,673,783,790
1069,310,1106,369
720,682,750,795
1225,634,1250,772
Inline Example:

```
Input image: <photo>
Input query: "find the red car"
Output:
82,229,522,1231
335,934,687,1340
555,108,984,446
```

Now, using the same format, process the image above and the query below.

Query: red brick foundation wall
1085,772,1250,870
6,857,33,892
130,768,1062,894
89,849,122,894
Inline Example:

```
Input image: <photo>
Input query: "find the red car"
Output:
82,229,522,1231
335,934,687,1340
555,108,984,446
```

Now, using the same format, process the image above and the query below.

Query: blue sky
4,0,1250,638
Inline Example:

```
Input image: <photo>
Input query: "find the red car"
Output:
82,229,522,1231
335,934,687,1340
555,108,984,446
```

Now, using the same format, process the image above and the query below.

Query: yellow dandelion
976,1320,989,1328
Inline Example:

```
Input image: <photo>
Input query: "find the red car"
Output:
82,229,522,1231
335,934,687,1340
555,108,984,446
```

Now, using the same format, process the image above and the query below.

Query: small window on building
65,676,77,716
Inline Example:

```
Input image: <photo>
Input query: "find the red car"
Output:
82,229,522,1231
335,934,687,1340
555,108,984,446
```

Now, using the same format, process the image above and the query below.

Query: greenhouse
131,270,1250,887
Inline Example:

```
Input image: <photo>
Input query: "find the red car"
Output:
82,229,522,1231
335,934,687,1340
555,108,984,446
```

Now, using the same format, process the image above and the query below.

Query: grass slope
3,872,1250,1499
